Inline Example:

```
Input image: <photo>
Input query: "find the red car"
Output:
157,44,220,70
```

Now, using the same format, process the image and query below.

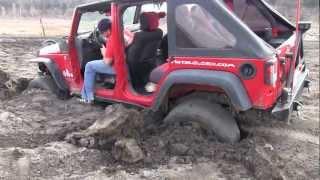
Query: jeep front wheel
164,99,240,143
28,76,70,100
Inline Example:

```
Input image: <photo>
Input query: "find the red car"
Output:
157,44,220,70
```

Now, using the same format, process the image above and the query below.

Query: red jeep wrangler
30,0,311,143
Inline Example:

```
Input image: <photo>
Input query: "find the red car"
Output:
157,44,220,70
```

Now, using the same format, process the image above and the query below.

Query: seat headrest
140,12,166,31
224,0,234,10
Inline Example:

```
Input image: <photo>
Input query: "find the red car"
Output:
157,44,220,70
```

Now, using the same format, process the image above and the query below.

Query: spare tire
164,98,240,143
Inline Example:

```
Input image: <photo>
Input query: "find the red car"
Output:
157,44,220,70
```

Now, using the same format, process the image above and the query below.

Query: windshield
78,11,109,34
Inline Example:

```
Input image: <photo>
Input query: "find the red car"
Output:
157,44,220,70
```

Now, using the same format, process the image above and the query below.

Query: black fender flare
152,70,252,112
30,57,69,92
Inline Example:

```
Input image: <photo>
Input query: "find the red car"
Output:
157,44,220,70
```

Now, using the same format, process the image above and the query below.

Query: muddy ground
0,32,319,179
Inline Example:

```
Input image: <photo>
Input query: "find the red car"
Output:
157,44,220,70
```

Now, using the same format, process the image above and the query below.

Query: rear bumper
272,69,310,120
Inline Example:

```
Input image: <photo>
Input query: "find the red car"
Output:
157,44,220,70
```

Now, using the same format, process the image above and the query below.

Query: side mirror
298,21,311,33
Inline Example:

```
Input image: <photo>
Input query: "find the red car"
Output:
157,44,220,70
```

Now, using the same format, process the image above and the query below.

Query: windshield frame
77,11,111,35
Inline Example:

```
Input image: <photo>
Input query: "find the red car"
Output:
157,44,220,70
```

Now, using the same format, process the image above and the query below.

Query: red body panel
167,57,279,109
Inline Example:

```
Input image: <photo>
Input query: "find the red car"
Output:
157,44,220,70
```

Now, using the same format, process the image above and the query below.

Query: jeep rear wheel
164,99,240,143
28,76,70,100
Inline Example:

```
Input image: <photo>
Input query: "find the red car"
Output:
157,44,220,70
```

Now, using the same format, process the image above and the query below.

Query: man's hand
100,45,106,58
104,57,112,65
100,46,111,65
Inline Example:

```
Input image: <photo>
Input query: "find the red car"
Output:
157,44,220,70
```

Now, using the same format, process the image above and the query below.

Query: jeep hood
39,43,61,56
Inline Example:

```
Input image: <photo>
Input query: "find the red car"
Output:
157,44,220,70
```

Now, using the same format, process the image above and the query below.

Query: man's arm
101,45,106,58
101,44,113,65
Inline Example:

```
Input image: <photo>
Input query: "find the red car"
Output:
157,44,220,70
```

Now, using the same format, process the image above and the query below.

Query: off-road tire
28,76,70,100
164,98,240,143
41,40,57,47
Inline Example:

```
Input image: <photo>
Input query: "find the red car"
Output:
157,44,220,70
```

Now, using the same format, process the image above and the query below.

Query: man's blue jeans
81,60,115,101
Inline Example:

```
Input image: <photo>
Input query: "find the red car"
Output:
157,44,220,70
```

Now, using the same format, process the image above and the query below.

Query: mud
0,37,43,79
0,34,319,179
0,69,29,100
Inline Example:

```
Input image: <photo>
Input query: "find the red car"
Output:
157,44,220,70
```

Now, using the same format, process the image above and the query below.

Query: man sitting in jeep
80,18,115,104
81,12,166,103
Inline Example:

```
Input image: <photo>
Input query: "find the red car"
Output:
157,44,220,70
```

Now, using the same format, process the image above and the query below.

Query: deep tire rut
242,125,319,145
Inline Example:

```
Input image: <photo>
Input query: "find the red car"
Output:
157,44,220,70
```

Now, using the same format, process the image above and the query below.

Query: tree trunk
12,3,17,17
19,6,22,17
0,6,6,16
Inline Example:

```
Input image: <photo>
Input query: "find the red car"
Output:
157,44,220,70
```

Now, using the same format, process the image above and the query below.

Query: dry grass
0,18,71,37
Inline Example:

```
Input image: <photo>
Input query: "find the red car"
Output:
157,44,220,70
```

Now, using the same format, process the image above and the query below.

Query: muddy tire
28,76,70,99
164,99,240,143
41,39,57,47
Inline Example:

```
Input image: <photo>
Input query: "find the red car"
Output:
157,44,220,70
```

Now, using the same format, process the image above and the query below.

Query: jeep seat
126,12,163,89
149,63,169,83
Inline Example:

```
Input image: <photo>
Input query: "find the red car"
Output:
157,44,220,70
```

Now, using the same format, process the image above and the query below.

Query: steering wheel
92,27,106,47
